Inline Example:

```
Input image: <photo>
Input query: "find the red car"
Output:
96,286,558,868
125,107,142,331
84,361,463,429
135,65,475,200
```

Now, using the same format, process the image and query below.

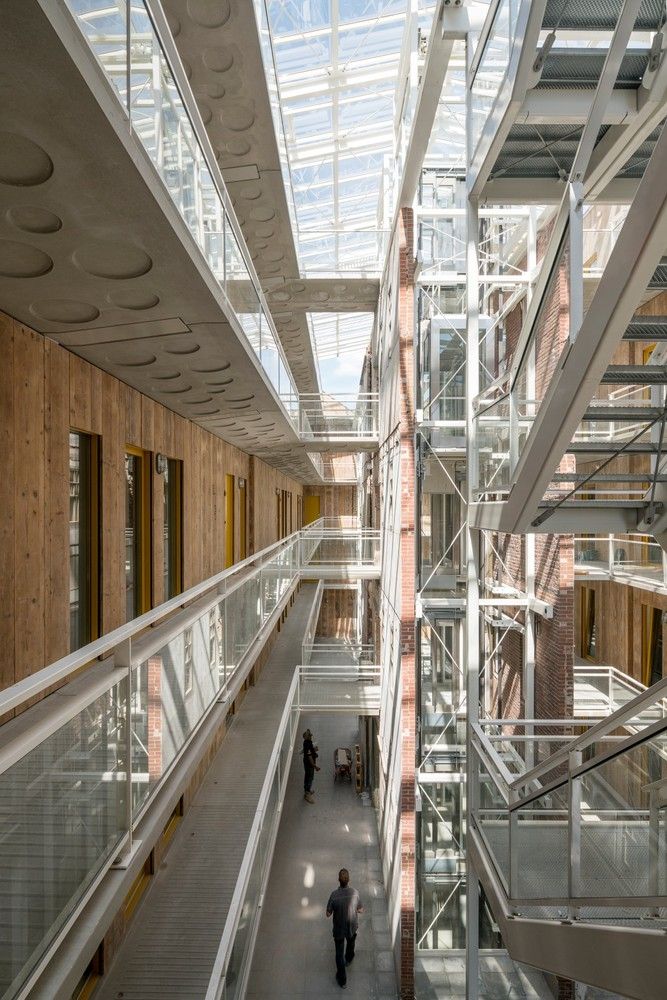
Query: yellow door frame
126,445,152,615
225,473,235,568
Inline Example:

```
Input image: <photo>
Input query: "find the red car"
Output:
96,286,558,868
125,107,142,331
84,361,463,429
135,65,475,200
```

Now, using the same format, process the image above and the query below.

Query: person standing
302,728,320,803
326,868,363,989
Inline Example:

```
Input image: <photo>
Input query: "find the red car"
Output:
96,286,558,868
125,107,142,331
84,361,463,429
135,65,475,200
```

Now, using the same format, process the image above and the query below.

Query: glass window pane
69,432,97,651
125,453,142,619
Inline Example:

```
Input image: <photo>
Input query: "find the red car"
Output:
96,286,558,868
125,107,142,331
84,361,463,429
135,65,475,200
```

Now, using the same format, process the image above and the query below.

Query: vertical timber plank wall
0,312,302,693
303,484,357,522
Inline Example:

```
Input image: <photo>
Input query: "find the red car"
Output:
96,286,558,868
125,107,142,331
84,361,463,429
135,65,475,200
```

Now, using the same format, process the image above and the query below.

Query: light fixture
155,453,168,475
239,478,246,488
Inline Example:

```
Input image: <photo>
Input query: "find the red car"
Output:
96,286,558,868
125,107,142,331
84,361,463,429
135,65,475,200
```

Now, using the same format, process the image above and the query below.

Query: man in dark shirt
326,868,363,988
302,728,320,803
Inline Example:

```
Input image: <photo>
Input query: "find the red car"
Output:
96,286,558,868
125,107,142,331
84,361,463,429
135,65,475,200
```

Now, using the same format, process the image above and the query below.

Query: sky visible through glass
266,0,408,391
267,0,407,276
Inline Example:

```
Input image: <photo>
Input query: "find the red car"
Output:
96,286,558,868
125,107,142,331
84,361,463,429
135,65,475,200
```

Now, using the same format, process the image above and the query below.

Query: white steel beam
481,176,639,205
518,87,637,125
398,2,485,208
479,121,667,534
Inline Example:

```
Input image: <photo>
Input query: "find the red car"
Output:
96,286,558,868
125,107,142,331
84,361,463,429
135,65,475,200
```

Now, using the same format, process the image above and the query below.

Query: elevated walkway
95,586,317,1000
247,712,398,1000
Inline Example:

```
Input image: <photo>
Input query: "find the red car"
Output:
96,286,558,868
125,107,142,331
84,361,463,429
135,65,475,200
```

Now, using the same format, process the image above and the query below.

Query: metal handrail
0,518,380,718
204,669,300,1000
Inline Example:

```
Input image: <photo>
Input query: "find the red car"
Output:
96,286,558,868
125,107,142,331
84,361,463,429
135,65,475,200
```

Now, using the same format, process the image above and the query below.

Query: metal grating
649,260,667,288
543,0,665,32
623,316,667,341
537,49,650,90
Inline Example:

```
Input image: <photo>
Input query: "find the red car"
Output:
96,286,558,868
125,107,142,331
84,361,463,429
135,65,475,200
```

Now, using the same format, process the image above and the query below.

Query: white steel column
465,33,481,983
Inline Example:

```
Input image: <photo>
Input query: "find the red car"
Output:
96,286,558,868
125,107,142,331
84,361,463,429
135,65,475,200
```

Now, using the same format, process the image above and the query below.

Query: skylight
266,0,408,275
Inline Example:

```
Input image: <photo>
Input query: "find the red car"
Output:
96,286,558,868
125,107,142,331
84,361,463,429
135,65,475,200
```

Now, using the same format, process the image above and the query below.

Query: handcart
334,746,353,782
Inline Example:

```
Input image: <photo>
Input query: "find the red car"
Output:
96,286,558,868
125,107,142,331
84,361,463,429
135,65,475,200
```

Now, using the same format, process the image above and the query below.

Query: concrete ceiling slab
165,0,379,387
0,0,320,483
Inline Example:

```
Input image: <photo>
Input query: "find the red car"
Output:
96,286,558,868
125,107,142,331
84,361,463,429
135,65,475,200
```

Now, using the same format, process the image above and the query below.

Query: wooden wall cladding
0,312,302,691
303,484,357,521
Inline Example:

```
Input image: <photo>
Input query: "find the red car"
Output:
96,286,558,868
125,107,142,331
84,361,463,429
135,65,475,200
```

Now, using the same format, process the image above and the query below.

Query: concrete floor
246,712,398,1000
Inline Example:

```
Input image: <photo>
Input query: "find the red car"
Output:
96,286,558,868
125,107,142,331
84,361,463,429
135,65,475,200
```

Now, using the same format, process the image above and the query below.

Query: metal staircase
469,675,667,999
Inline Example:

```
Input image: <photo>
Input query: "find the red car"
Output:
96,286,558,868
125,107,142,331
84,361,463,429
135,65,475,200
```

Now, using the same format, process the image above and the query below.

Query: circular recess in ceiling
255,224,274,238
165,343,201,355
153,370,182,380
188,0,231,27
181,59,193,80
184,395,213,404
165,10,180,35
120,354,157,368
226,137,251,157
30,298,99,324
255,242,268,251
197,101,213,125
250,251,259,261
250,206,275,222
193,362,231,374
209,387,228,395
208,379,234,389
224,107,256,132
73,241,152,280
228,394,254,402
240,184,261,201
6,206,62,234
363,284,376,294
292,281,306,293
203,47,234,73
314,291,330,301
194,407,220,416
0,240,53,278
334,283,348,293
0,134,54,187
206,82,226,100
159,384,193,394
259,264,280,275
262,248,285,263
107,289,159,310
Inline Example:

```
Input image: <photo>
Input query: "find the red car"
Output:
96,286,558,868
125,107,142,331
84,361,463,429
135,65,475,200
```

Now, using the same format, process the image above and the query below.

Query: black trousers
334,933,356,984
304,764,315,793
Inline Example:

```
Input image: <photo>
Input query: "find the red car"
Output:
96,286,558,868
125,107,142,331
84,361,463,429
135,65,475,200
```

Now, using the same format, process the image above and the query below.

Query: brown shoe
304,792,315,803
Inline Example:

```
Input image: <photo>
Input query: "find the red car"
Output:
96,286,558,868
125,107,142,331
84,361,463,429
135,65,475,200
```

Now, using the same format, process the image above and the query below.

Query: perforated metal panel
543,0,664,32
538,49,650,90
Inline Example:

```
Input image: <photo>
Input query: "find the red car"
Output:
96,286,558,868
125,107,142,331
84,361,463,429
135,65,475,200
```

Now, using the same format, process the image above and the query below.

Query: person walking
326,868,363,989
302,728,320,803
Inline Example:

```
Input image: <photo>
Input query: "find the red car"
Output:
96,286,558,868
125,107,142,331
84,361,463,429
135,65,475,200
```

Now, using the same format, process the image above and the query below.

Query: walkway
96,585,318,1000
246,711,398,1000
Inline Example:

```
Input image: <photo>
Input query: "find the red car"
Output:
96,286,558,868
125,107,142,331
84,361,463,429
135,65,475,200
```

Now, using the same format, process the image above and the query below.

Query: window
581,587,596,660
69,431,100,651
163,458,183,600
225,473,235,568
642,605,663,687
239,477,247,561
125,447,152,619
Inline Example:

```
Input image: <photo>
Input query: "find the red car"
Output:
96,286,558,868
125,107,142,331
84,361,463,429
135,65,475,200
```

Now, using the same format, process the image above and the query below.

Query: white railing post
568,750,583,909
114,638,133,856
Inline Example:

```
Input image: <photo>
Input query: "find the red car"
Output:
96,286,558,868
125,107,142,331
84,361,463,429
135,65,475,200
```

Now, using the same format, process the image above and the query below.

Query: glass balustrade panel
513,784,569,899
0,676,129,999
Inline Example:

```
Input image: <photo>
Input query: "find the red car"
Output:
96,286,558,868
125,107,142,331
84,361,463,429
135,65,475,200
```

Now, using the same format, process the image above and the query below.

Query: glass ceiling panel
267,0,408,274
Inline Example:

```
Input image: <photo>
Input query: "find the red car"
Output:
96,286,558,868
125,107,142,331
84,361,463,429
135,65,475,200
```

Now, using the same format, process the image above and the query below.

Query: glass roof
266,0,409,275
